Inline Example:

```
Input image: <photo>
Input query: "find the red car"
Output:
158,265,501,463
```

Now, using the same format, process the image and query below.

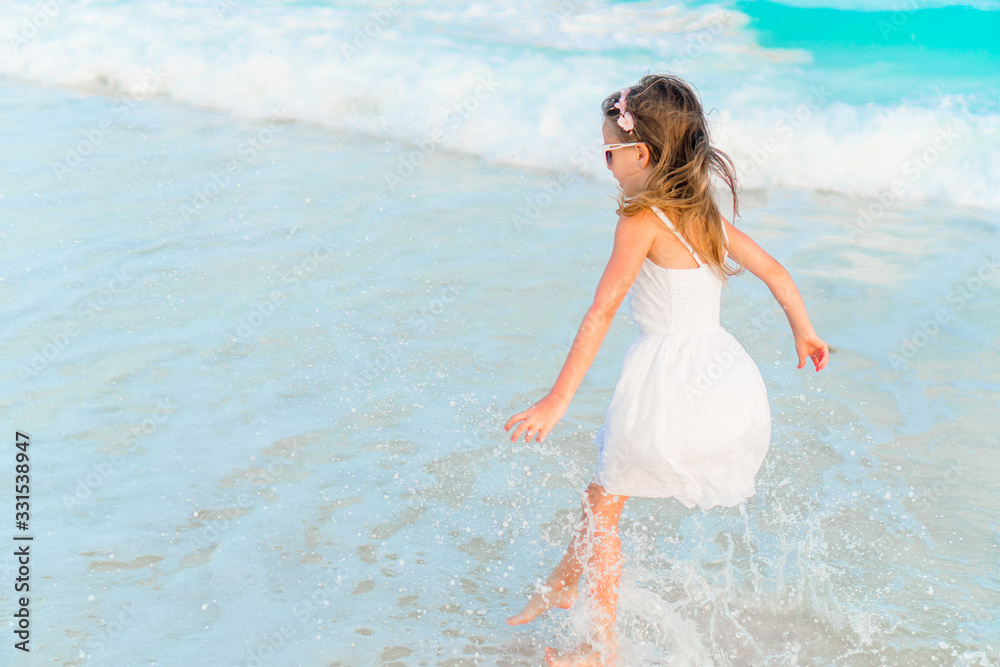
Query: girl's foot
506,583,579,625
544,642,619,667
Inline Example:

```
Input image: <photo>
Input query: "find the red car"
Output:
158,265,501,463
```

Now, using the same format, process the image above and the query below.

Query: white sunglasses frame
602,142,644,165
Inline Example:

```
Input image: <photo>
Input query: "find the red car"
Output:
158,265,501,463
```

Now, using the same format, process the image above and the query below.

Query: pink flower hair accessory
614,88,635,133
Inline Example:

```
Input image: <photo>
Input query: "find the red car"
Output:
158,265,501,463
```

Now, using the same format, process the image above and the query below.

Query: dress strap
651,206,701,267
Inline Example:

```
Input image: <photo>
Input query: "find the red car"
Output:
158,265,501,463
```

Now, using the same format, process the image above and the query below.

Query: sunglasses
602,142,643,167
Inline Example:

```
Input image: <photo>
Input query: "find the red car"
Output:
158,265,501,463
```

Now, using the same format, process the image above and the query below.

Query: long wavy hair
603,74,742,280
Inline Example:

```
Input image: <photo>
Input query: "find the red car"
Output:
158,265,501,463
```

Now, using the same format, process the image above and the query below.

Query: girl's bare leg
545,482,626,667
506,488,593,626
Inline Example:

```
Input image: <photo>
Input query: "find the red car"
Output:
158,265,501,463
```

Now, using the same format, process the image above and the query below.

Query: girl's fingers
811,345,829,370
513,421,536,442
505,409,554,442
504,411,528,431
524,423,539,442
519,421,544,442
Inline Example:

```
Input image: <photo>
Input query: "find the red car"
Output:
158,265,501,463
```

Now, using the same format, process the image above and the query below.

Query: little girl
504,74,829,666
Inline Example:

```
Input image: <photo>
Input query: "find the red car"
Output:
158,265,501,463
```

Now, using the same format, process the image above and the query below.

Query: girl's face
602,117,652,197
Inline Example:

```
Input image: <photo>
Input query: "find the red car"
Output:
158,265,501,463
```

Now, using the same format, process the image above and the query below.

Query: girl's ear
636,143,652,168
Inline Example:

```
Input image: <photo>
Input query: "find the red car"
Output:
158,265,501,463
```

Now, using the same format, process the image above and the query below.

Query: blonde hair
603,74,742,280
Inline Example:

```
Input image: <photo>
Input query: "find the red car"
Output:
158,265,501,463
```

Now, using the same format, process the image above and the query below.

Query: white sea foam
1,0,996,209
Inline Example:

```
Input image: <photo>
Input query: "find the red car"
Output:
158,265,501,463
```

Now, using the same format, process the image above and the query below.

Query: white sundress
593,206,772,509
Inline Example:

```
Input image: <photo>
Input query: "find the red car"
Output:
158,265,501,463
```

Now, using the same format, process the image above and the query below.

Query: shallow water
1,0,999,664
0,73,997,666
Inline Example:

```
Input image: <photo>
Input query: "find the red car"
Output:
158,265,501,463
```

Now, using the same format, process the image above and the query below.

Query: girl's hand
795,330,829,371
504,393,570,443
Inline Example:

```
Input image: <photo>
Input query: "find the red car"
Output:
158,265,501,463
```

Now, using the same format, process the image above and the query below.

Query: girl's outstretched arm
505,212,657,443
723,218,829,372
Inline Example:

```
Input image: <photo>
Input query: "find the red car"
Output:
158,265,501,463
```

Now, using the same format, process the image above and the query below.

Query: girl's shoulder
618,206,667,230
627,206,683,240
614,207,668,247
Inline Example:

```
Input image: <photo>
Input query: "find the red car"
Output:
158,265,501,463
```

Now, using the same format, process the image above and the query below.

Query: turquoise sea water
0,1,998,665
738,1,1000,104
